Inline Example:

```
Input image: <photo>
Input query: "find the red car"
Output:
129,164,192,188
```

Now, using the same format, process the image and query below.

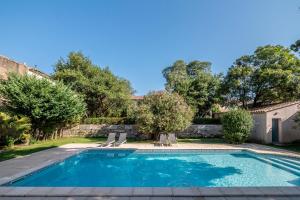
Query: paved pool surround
1,143,300,199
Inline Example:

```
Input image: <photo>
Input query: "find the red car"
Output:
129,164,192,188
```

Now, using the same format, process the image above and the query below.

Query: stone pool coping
0,186,300,198
1,142,300,198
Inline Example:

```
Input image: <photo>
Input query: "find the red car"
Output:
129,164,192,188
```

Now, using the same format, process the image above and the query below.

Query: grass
0,137,106,162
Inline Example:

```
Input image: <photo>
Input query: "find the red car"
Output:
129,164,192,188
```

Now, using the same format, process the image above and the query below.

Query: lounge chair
159,134,168,146
168,133,177,146
114,133,127,146
101,132,116,147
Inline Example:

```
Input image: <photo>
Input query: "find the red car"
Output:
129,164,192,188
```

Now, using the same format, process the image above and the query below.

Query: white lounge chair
101,132,116,147
114,133,127,146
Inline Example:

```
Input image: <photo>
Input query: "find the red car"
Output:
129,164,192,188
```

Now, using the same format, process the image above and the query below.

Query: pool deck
1,142,300,199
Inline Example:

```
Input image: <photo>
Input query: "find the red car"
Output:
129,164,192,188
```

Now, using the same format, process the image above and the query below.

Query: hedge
193,117,221,124
83,117,135,125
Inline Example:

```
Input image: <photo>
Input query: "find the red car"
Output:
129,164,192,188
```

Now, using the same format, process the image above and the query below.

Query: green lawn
0,137,106,162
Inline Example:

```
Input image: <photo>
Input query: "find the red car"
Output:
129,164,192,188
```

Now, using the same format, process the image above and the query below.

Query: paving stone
172,197,204,200
110,188,133,196
219,187,243,195
225,197,248,200
258,187,285,196
68,187,95,196
26,187,54,196
203,197,226,200
4,187,35,196
172,187,201,196
47,187,74,196
0,187,14,195
133,188,153,196
239,187,262,196
130,197,150,200
150,197,173,200
152,188,173,196
198,188,223,196
90,188,113,196
278,187,300,195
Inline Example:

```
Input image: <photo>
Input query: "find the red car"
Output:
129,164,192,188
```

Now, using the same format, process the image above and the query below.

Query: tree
0,74,86,139
222,56,254,108
136,91,193,139
53,52,133,117
222,109,253,144
223,45,300,108
163,60,221,117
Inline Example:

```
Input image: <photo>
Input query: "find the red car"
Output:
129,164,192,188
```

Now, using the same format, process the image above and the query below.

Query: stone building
0,55,50,80
250,101,300,144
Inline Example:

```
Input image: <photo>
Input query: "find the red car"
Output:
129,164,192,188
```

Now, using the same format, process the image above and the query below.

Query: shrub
136,91,194,139
0,74,86,140
0,112,31,147
19,133,31,145
193,117,221,124
222,109,253,144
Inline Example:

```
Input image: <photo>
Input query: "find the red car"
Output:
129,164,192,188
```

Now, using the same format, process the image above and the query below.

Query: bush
0,74,86,140
193,117,221,124
136,91,194,139
0,112,31,147
83,117,136,125
19,133,31,145
222,109,253,144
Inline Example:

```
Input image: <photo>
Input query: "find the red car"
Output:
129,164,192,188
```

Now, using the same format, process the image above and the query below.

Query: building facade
250,101,300,144
0,55,50,80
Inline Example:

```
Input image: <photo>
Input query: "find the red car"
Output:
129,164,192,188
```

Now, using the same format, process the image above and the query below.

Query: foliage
53,52,133,117
222,109,253,144
19,133,31,145
163,60,222,117
193,117,221,125
0,74,86,139
0,112,31,147
83,117,135,125
223,45,300,108
291,39,300,54
136,91,194,139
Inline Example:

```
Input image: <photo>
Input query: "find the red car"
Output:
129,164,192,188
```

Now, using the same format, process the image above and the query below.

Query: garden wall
62,124,223,139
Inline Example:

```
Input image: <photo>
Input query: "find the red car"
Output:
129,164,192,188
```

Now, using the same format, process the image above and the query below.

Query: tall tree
223,45,300,107
53,52,133,117
163,60,221,117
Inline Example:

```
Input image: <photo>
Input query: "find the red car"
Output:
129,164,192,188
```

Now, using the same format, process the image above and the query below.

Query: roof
131,95,144,100
250,101,300,113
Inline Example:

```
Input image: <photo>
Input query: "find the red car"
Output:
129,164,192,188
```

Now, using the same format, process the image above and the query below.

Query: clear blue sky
1,0,300,95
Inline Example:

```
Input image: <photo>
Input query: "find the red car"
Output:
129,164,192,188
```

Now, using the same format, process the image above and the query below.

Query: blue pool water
5,150,300,187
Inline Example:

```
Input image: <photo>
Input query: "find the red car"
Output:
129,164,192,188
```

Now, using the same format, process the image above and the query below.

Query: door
272,118,279,143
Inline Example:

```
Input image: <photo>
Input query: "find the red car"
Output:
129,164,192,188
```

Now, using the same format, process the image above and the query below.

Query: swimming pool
5,149,300,187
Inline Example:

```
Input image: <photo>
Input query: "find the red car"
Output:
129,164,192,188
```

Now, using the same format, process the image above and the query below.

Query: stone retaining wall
62,124,223,139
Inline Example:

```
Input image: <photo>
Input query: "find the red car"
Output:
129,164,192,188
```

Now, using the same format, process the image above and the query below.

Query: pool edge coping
1,186,300,197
